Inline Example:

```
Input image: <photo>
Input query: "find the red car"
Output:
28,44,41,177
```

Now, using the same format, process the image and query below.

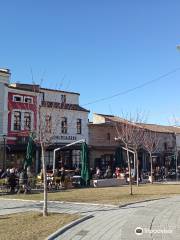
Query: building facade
88,114,127,172
89,113,180,176
38,87,89,171
6,83,38,169
0,69,89,172
0,69,10,169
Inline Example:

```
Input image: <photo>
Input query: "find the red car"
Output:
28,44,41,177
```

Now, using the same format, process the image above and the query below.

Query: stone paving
0,196,180,239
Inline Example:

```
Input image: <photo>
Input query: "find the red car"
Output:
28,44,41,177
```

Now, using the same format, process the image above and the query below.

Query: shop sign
52,135,77,141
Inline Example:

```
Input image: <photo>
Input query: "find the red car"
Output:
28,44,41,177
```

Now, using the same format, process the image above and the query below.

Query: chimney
0,68,11,84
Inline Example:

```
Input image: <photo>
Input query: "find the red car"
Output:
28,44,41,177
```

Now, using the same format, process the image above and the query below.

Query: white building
38,87,89,170
0,69,10,137
0,69,10,169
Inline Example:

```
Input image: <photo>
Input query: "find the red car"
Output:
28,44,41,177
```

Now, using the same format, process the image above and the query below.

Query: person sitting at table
74,167,80,176
115,167,121,178
104,165,112,179
54,168,61,189
94,167,101,179
60,166,65,187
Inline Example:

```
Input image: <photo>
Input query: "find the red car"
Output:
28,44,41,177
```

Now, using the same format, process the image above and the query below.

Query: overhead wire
82,66,180,107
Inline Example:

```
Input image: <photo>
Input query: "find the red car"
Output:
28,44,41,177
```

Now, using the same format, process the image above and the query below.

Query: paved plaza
0,196,180,239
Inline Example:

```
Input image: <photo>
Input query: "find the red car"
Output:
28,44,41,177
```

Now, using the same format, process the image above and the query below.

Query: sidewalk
1,196,180,239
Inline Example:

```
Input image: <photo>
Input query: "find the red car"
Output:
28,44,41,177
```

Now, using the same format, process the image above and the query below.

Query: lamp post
53,139,86,174
2,135,7,170
174,133,178,182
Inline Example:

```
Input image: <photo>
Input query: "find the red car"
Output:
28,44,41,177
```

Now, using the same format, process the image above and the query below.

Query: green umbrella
115,147,124,168
80,142,90,186
24,133,35,169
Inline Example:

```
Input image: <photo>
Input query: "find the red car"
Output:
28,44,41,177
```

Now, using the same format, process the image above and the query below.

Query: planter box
91,178,127,187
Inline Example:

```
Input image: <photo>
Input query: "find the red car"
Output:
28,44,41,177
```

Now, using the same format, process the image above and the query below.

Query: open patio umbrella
80,142,90,186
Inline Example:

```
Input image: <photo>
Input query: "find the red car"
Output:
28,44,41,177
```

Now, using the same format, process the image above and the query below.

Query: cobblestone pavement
0,196,180,240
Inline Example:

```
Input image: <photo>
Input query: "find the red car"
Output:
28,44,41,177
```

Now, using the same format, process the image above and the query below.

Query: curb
0,198,117,208
50,200,117,208
119,197,169,208
0,196,169,207
0,197,39,203
46,215,93,240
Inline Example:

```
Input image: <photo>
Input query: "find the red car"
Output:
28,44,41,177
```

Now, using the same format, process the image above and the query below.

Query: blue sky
1,1,180,124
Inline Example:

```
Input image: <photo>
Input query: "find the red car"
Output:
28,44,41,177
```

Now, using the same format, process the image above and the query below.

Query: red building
6,84,39,169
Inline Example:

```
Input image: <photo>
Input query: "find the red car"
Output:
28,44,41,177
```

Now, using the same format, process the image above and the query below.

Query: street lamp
2,135,7,170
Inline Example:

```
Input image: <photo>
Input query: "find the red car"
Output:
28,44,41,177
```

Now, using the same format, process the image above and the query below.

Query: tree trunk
41,142,48,216
126,146,133,195
150,152,153,184
136,151,139,187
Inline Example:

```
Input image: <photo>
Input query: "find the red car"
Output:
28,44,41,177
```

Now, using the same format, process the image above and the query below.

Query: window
24,97,33,104
61,95,66,103
24,112,31,130
61,117,67,133
12,110,33,131
46,115,52,133
13,95,23,102
72,150,81,168
14,111,21,130
77,119,82,134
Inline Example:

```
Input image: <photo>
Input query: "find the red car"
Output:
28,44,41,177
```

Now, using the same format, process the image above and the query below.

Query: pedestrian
17,169,28,194
8,168,16,193
60,167,65,187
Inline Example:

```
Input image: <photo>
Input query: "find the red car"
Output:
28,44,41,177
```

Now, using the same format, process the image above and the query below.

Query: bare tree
128,113,146,187
114,112,146,192
142,129,160,184
36,90,75,216
130,126,145,187
115,119,137,194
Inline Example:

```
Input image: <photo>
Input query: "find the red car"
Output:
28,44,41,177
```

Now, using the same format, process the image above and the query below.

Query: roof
9,83,40,92
137,123,180,134
88,122,114,127
41,101,90,112
94,113,180,134
0,68,10,74
167,126,180,134
138,123,174,133
94,113,137,125
40,87,80,95
94,113,115,118
9,83,80,95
